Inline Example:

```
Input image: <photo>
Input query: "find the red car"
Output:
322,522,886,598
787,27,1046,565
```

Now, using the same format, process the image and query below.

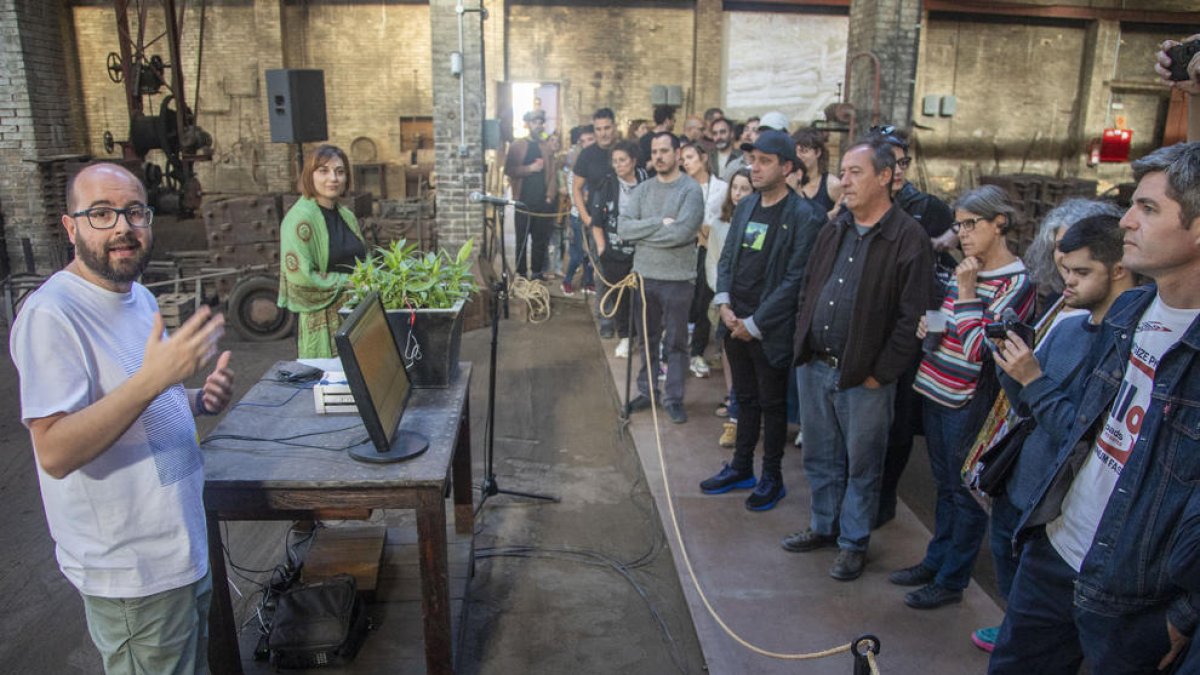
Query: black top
321,205,365,273
810,173,836,212
518,140,546,204
730,199,785,317
808,222,880,359
574,144,614,191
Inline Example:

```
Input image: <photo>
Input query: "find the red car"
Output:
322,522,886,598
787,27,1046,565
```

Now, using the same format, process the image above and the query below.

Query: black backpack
268,574,370,669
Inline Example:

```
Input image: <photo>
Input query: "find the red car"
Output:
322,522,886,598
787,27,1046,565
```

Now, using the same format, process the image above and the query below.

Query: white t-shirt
10,271,208,598
1048,295,1200,571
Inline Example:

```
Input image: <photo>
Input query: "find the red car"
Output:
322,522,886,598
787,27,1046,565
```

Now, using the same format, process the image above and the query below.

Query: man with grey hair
783,137,933,581
990,141,1200,674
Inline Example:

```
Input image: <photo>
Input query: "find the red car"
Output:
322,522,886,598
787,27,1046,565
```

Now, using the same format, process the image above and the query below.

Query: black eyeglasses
869,124,910,151
951,217,988,233
896,157,912,169
70,204,154,230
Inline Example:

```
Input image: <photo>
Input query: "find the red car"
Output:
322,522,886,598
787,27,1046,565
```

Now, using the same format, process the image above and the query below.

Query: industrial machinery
103,0,212,215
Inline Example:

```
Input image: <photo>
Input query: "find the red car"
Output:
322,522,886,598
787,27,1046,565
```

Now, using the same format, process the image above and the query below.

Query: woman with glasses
277,144,366,358
891,185,1035,610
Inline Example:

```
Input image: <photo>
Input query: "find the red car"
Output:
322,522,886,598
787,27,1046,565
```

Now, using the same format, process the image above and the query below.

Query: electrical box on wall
922,95,939,116
650,85,684,107
939,96,957,117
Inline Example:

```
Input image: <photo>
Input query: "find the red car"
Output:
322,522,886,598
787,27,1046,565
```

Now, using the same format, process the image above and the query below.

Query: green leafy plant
346,238,477,310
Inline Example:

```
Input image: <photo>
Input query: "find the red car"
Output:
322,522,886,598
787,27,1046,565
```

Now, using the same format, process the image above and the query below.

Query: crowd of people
6,30,1200,675
506,36,1200,672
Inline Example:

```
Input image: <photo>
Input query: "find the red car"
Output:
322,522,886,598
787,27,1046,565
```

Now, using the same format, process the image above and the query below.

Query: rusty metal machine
103,0,212,215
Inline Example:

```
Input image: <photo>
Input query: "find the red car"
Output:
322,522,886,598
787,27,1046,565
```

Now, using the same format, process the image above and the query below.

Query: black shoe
780,528,838,553
626,394,653,414
905,583,963,609
665,402,687,424
830,549,867,581
889,563,937,587
699,463,755,494
745,475,786,511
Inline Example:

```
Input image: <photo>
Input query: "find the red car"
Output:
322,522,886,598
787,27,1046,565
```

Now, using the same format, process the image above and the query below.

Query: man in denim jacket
990,142,1200,673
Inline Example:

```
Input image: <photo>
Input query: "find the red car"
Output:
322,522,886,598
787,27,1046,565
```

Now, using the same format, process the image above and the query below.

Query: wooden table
201,361,473,675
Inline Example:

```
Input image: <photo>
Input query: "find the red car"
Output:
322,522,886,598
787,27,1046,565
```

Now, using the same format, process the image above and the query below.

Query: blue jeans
920,399,988,591
563,214,593,287
990,535,1174,674
989,490,1022,600
798,361,896,552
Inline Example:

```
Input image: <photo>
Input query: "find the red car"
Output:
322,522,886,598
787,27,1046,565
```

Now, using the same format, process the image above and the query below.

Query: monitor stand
349,430,430,464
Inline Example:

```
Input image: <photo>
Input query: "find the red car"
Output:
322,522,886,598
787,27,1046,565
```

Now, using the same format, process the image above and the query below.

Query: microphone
469,191,525,208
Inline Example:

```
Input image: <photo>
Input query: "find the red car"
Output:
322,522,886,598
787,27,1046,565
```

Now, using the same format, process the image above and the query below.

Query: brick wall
430,0,484,249
847,0,921,133
505,3,697,133
0,0,87,276
72,0,433,197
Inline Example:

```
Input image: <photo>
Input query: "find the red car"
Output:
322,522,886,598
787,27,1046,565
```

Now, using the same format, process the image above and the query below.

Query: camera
984,308,1034,346
1167,39,1200,82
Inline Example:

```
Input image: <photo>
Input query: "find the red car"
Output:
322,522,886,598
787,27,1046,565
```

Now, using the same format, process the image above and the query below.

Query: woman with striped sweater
890,185,1036,610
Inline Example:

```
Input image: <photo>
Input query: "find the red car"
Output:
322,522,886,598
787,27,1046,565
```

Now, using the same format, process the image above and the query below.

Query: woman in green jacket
277,144,366,358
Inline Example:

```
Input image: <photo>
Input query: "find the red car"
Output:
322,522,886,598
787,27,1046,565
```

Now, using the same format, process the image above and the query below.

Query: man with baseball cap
700,129,825,511
505,108,558,279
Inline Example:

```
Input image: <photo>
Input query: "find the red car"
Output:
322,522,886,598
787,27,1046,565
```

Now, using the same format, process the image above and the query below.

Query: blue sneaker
745,475,786,511
699,464,756,494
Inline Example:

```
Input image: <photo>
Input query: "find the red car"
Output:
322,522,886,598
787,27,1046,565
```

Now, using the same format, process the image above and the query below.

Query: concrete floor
0,284,1005,674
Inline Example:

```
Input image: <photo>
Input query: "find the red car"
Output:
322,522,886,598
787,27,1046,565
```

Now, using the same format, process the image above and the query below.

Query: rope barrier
509,275,552,324
617,268,882,670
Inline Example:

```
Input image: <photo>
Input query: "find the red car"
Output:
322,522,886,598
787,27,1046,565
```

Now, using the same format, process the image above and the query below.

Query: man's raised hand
141,305,226,395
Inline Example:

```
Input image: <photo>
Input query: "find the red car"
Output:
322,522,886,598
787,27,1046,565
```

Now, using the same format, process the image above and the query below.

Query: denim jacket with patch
1019,285,1200,635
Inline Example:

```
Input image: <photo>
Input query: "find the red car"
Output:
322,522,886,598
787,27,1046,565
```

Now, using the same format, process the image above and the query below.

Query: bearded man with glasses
9,162,234,674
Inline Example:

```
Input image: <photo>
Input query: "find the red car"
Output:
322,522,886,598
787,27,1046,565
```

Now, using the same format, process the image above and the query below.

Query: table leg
206,512,244,674
417,488,454,674
452,397,474,535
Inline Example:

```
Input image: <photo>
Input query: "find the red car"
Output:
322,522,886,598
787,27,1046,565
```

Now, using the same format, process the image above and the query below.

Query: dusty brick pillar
430,0,485,250
254,0,295,193
847,0,921,134
692,0,722,114
0,0,88,276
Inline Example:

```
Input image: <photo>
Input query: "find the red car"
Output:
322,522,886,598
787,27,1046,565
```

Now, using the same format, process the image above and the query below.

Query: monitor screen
334,293,411,453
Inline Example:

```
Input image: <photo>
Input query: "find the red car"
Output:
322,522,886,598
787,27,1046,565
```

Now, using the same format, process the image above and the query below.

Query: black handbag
974,417,1035,496
268,574,370,669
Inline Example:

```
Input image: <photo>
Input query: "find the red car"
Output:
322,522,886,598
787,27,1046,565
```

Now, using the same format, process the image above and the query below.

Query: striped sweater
914,260,1035,408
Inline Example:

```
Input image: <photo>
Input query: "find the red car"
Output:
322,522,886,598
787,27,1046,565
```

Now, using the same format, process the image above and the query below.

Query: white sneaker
689,355,711,378
614,337,629,359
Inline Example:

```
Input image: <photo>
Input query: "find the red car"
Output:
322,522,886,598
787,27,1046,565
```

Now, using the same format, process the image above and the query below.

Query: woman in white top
680,142,728,379
709,167,753,448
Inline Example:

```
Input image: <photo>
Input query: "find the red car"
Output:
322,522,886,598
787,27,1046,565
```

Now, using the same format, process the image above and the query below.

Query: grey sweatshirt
617,173,704,281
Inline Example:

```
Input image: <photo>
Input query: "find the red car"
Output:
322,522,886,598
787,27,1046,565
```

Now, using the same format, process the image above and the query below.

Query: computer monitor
334,292,429,463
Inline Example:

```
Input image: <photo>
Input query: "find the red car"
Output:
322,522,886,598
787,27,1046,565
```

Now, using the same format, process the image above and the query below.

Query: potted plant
345,238,478,387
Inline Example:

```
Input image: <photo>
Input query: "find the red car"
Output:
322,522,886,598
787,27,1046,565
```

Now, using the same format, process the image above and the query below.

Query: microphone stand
475,200,558,515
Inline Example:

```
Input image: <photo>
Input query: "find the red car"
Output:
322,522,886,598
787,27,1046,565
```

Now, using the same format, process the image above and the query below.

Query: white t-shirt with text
1048,295,1200,571
10,271,207,598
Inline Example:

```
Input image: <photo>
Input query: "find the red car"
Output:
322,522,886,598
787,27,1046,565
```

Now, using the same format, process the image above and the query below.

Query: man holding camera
990,141,1200,674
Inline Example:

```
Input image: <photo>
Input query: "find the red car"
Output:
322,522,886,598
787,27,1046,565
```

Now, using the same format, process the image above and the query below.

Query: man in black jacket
699,130,825,511
782,137,934,580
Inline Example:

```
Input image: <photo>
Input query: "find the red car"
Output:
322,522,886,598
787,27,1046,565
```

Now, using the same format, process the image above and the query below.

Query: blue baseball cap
740,129,799,168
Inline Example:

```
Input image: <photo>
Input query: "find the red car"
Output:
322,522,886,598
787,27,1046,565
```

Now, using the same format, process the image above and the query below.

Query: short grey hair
1131,142,1200,229
845,137,897,178
953,185,1017,232
1025,198,1123,296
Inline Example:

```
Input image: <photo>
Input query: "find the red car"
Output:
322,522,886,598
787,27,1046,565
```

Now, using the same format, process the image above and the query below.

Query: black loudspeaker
265,69,328,144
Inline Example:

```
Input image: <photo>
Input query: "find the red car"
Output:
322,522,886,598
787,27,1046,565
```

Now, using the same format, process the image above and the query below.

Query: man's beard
75,233,152,284
716,139,729,151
